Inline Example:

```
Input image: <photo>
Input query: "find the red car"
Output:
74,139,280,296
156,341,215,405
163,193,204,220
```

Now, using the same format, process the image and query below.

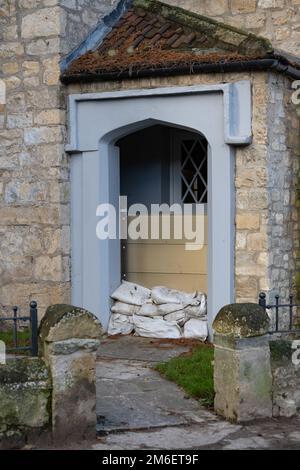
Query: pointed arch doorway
118,124,208,294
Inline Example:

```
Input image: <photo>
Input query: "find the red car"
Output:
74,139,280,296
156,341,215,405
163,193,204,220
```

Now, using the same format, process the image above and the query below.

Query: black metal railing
0,301,38,356
259,292,300,334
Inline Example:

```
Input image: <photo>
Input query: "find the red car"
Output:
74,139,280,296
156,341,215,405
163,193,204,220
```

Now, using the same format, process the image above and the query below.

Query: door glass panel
180,137,207,204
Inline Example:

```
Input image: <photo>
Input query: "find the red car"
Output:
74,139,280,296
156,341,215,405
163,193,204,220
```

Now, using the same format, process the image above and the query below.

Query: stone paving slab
94,336,300,450
96,358,217,433
93,418,300,450
97,336,195,363
94,421,241,450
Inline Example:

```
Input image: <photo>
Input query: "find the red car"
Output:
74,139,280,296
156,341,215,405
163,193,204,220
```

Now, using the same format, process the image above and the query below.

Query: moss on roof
61,0,280,83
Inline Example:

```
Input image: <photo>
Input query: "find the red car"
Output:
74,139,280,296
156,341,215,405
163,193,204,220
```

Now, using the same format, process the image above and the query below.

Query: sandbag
151,286,197,305
133,315,182,339
157,303,185,315
111,281,151,306
184,295,207,318
108,314,134,336
111,301,139,316
136,303,161,317
164,311,188,327
183,319,208,341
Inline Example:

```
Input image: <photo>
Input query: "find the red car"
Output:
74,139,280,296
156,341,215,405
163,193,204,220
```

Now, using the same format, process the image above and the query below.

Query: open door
118,125,208,294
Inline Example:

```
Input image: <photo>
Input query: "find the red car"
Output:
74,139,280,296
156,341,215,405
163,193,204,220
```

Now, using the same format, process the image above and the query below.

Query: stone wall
0,1,68,318
267,75,300,304
1,0,300,320
60,0,120,56
213,303,300,422
164,0,300,56
0,0,118,318
270,338,300,417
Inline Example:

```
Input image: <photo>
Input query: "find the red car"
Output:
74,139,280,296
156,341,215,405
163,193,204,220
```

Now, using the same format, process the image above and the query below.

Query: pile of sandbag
108,281,208,341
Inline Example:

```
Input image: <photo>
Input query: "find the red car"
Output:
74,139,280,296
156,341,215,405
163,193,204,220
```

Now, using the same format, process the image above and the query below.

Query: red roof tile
62,0,274,82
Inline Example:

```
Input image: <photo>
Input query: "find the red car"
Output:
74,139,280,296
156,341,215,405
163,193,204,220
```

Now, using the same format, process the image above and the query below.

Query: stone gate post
39,305,103,441
213,303,272,423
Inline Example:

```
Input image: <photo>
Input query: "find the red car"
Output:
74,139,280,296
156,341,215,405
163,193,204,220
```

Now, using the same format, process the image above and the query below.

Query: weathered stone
39,304,103,346
214,336,273,422
236,213,260,230
24,126,63,146
42,56,60,86
39,304,103,441
26,38,60,55
48,338,100,355
231,0,257,14
213,303,270,338
22,61,40,77
0,358,51,443
2,63,19,75
269,338,300,418
21,8,63,39
34,109,63,125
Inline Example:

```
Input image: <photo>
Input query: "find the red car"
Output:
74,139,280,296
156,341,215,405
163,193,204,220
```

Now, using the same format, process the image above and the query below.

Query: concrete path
94,336,300,450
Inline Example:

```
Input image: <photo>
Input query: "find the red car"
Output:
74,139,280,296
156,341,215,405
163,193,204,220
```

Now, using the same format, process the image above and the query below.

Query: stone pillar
213,303,273,423
39,304,103,441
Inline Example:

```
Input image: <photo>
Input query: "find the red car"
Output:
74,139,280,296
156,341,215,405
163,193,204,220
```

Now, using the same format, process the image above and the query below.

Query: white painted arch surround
66,81,252,333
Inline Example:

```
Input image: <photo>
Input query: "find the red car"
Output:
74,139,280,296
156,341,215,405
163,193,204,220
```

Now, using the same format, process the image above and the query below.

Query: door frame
66,81,252,335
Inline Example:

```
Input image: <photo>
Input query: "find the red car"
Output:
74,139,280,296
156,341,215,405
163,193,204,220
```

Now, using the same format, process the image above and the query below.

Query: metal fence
0,301,38,356
259,292,300,334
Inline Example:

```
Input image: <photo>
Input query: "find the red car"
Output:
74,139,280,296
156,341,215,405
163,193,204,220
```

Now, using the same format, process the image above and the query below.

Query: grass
155,343,215,408
0,328,31,354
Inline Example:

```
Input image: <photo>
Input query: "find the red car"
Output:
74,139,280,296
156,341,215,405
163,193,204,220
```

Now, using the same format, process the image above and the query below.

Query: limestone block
206,0,228,15
21,8,63,39
26,38,60,56
24,126,63,146
34,255,65,282
3,63,19,75
22,61,40,77
34,109,63,125
42,56,60,85
231,0,257,14
258,0,285,8
236,213,260,230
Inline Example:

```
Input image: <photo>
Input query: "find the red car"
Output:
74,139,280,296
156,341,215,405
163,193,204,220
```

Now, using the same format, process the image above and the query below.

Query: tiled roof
61,0,275,82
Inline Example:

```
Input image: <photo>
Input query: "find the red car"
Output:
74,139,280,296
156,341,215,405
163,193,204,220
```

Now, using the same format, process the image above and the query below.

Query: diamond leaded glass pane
180,137,207,204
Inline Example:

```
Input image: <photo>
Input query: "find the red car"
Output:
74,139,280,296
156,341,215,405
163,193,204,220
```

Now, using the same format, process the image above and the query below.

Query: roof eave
61,57,300,85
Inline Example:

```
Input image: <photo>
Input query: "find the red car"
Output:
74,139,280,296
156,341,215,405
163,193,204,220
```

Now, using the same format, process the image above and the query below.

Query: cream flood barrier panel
123,215,208,293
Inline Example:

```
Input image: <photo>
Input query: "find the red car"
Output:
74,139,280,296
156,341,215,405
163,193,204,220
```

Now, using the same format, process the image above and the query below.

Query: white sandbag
164,311,188,327
151,286,197,305
184,295,207,318
133,315,182,339
111,281,151,306
111,301,139,316
184,319,208,341
108,314,134,336
157,303,185,315
136,303,161,317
